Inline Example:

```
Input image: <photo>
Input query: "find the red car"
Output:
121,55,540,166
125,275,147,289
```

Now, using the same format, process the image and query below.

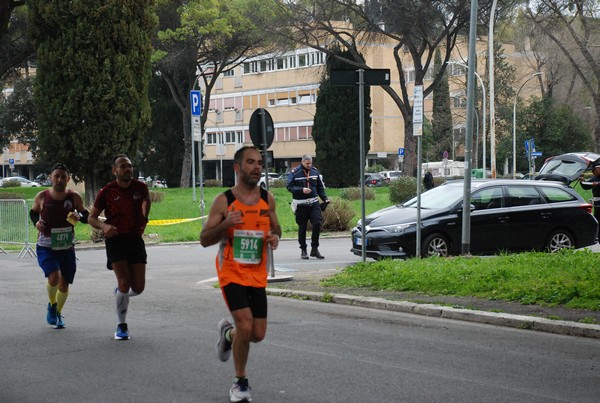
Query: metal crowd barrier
0,199,36,258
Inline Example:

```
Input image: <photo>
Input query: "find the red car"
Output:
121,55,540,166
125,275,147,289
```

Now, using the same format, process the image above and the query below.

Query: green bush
0,192,22,199
340,187,375,200
366,164,386,173
270,179,286,188
1,179,21,188
204,179,221,187
321,198,354,231
149,191,165,203
389,176,417,204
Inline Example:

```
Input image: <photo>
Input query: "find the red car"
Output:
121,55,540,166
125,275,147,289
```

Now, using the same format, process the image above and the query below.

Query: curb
266,288,600,339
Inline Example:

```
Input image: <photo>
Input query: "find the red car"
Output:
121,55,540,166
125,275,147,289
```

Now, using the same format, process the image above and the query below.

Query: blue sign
531,151,542,157
190,90,202,117
398,147,405,157
524,138,535,154
9,158,14,165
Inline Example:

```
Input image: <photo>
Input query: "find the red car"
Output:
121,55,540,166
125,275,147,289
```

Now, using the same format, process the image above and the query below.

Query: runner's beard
53,183,66,192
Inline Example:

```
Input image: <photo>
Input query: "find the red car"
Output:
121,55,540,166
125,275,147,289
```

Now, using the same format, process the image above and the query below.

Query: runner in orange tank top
201,146,281,403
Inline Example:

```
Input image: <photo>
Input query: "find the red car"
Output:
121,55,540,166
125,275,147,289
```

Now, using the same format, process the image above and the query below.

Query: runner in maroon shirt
88,155,151,340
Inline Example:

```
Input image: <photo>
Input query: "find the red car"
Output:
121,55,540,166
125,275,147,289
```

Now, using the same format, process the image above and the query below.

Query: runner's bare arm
200,194,243,247
88,206,118,238
30,191,45,231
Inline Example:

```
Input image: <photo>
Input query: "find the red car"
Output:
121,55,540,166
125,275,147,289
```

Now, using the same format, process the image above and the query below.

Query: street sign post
248,108,279,279
189,90,203,219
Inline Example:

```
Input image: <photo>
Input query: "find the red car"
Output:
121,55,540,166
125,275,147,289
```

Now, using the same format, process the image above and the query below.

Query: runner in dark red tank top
30,163,88,329
88,155,151,340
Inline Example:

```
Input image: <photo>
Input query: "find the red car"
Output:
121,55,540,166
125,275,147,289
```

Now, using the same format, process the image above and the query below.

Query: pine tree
28,0,156,204
429,49,453,162
312,48,371,188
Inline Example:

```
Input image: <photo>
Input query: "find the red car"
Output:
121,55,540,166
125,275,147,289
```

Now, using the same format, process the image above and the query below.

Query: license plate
355,236,365,246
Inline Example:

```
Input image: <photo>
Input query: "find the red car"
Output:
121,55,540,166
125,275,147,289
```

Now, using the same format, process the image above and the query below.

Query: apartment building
200,35,539,186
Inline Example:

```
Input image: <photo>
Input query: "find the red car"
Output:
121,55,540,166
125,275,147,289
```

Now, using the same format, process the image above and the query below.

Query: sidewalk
266,269,600,339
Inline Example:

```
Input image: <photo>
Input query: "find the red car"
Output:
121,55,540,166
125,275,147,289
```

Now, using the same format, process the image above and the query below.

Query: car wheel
546,229,574,252
422,233,450,257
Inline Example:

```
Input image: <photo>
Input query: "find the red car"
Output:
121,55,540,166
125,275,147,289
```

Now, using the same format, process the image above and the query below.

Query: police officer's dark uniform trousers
580,168,600,239
287,166,329,259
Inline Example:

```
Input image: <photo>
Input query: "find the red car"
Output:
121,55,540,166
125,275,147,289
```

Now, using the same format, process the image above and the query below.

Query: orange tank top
216,188,271,288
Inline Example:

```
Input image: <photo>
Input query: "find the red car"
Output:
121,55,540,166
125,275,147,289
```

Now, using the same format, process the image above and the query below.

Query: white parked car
379,170,402,183
0,176,40,188
258,172,281,188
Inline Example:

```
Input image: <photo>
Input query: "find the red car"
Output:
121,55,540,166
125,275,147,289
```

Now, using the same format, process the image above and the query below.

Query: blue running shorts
36,245,77,284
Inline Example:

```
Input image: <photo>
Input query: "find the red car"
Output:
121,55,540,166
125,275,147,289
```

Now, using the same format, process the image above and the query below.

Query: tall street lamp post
512,72,542,178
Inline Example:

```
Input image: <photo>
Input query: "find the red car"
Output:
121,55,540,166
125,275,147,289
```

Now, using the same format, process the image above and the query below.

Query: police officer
287,154,329,259
580,161,600,238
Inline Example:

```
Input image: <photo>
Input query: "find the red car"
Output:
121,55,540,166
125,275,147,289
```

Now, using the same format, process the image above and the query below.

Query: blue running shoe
114,323,130,340
53,312,65,329
47,303,58,325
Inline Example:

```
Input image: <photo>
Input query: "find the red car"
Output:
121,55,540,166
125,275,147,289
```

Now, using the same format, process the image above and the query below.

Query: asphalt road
1,241,599,402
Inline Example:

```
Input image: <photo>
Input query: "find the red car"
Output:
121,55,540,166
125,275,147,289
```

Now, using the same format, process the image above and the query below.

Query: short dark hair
112,154,129,166
233,146,260,165
50,163,70,174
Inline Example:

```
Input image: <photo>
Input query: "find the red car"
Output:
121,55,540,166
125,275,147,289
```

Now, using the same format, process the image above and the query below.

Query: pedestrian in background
88,155,151,340
30,163,88,329
424,169,434,190
200,146,281,402
286,154,330,259
580,161,600,238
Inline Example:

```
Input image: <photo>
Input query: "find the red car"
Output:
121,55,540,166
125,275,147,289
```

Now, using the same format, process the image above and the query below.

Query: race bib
50,227,73,250
233,229,264,264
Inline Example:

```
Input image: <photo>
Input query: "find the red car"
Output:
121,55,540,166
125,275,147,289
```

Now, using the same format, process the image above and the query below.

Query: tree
488,42,517,171
313,48,371,188
28,0,156,205
137,73,183,187
524,0,600,149
153,0,278,187
0,75,35,149
0,0,32,80
429,49,453,162
517,96,592,171
258,0,513,176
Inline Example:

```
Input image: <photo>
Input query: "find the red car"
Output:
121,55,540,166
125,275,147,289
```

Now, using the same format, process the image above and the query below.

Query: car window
539,159,586,176
403,185,464,209
506,186,543,206
537,186,578,203
389,171,401,178
471,187,504,210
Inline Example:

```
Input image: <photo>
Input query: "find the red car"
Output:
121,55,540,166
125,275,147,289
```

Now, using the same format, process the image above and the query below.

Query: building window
453,95,467,108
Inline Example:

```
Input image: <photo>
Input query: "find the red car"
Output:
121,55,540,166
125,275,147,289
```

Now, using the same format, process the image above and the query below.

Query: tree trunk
180,108,192,188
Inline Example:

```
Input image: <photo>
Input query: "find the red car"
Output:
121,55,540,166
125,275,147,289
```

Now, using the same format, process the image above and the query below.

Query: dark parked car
535,152,600,184
364,173,385,187
351,179,598,259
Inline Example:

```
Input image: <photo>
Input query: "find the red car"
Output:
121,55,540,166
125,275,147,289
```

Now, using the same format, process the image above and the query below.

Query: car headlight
381,223,416,233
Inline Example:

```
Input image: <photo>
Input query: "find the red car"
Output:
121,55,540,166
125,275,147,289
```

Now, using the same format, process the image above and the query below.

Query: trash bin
471,169,484,178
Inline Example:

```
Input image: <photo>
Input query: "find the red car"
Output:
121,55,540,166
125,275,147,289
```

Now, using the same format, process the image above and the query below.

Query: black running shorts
222,283,267,318
105,235,147,270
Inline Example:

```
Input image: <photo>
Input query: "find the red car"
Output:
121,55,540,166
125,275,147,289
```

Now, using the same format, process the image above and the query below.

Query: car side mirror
456,203,476,213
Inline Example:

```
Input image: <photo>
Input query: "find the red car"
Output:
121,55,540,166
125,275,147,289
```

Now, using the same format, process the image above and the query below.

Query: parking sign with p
190,90,202,117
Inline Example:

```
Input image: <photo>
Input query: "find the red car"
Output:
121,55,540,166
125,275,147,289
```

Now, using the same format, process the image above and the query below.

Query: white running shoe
229,378,252,402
